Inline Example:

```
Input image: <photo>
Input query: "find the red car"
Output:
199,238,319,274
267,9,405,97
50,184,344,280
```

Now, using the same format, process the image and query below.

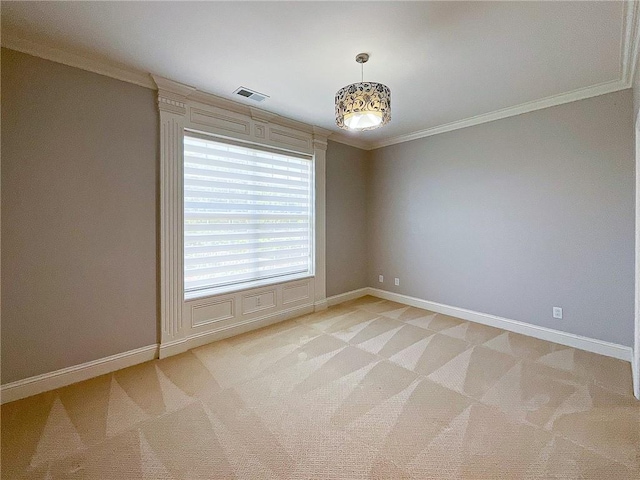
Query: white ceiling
1,1,633,148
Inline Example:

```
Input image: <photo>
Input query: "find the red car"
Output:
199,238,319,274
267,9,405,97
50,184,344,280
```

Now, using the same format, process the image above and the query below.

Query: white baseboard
313,300,328,311
4,288,631,404
326,288,370,307
360,288,633,362
1,344,159,405
633,351,639,399
159,303,315,358
367,288,632,362
1,302,317,403
631,358,640,400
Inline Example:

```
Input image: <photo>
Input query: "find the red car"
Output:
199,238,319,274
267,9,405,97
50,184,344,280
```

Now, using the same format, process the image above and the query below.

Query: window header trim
184,128,314,161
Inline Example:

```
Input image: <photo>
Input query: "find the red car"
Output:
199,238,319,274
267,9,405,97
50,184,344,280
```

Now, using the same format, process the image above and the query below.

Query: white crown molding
0,35,317,135
2,34,155,89
313,125,333,139
152,74,196,98
622,0,640,87
4,0,640,152
367,1,640,150
188,89,317,135
369,79,630,150
249,106,277,124
328,133,373,150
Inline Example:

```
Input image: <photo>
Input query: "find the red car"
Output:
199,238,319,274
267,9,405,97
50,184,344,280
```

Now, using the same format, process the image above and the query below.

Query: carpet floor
2,296,639,479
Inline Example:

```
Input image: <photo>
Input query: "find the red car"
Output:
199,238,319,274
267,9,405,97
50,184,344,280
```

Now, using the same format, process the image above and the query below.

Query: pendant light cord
361,62,364,83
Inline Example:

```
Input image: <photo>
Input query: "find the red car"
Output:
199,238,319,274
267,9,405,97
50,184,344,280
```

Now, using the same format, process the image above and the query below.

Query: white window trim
153,75,329,359
184,272,315,301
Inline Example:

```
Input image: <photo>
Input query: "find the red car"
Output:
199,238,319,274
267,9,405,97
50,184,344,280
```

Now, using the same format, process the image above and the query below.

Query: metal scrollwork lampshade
335,81,391,131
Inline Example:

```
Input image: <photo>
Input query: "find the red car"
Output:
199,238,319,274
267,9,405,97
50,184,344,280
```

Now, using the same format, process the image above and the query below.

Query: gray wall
634,54,640,124
1,48,635,386
368,90,635,346
1,49,158,383
325,140,369,297
0,50,371,385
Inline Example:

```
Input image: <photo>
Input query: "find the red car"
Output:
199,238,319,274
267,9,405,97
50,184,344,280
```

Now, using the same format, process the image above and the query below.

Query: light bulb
344,111,383,130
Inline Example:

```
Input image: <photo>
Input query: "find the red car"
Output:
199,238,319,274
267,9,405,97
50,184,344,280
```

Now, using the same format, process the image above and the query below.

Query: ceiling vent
233,87,269,102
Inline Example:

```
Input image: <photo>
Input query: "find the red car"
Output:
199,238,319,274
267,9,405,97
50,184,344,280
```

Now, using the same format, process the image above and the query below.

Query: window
183,133,314,295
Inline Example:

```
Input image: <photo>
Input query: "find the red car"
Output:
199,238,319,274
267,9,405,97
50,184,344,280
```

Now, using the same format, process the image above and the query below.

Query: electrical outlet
553,307,562,319
379,275,384,283
394,278,400,286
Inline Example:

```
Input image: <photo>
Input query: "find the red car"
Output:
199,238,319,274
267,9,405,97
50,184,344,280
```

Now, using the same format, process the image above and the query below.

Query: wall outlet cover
553,307,563,319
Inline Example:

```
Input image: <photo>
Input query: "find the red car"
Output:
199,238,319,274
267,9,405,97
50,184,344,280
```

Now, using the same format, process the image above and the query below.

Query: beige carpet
2,296,639,479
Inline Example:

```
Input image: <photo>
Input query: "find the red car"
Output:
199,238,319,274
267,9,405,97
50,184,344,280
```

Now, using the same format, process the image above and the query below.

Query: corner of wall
364,148,374,289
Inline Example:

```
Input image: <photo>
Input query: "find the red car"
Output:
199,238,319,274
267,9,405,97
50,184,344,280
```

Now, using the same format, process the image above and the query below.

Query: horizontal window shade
185,167,309,189
185,264,309,291
184,135,313,292
184,222,310,232
185,143,311,171
186,239,310,256
183,189,309,203
185,178,309,196
184,201,310,214
185,213,308,221
185,231,309,244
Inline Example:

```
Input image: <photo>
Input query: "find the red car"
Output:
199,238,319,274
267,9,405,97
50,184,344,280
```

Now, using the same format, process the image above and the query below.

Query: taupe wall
368,90,635,346
634,56,640,123
1,48,635,386
1,49,158,383
325,140,369,297
0,50,371,384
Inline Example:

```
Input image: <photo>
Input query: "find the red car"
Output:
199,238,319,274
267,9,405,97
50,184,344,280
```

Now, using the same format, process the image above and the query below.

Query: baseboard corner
326,287,370,307
314,300,328,311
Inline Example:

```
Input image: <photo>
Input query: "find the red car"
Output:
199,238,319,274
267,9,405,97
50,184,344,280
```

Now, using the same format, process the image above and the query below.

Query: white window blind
183,134,313,293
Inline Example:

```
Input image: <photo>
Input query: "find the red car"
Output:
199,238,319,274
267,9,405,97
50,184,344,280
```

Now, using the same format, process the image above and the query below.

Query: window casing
183,133,314,297
155,74,327,357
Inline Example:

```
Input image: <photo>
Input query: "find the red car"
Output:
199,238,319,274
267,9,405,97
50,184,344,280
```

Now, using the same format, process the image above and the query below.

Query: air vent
233,87,269,102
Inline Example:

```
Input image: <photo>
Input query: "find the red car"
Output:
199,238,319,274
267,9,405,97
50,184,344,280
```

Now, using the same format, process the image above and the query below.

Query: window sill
184,272,314,302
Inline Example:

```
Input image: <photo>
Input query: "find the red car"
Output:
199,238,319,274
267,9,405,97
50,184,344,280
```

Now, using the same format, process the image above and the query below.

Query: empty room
2,1,639,478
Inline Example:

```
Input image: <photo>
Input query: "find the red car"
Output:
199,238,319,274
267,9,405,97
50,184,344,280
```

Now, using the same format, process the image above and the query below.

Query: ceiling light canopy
335,53,391,131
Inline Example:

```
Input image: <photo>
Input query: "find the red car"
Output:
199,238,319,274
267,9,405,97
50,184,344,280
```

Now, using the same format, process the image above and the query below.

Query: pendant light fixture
335,53,391,131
